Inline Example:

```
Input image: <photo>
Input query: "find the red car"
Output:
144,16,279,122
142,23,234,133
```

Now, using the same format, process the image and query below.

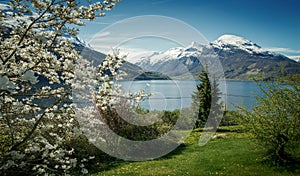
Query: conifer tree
193,67,223,129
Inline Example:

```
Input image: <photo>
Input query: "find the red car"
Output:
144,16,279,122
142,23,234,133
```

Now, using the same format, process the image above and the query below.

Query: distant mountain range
78,45,170,80
1,3,299,80
129,35,300,80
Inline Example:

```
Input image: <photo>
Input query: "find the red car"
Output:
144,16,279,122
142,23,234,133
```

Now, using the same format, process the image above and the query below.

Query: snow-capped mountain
132,34,300,80
212,35,258,53
131,42,204,65
130,42,207,79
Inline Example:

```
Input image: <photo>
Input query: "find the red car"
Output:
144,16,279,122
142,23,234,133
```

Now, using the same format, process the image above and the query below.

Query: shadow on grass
86,142,189,174
86,152,124,174
67,135,124,175
284,158,300,173
87,142,189,175
258,152,300,174
158,142,188,160
272,157,300,173
216,128,242,133
194,125,245,133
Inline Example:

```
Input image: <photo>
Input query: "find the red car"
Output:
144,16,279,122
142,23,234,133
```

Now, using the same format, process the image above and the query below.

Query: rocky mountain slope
132,35,300,80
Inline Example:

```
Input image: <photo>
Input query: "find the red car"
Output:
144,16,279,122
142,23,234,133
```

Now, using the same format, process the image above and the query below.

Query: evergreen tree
192,68,223,129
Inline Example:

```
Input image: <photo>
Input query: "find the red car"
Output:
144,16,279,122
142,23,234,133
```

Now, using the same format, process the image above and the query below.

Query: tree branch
9,89,71,151
3,0,56,65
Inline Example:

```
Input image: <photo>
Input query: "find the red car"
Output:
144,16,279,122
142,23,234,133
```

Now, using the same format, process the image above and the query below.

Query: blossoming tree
0,0,131,175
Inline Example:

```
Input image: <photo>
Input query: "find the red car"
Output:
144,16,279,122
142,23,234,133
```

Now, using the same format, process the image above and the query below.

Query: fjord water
120,80,263,111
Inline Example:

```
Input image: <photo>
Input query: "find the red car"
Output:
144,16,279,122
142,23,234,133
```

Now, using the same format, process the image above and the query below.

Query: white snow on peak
163,47,184,58
182,42,203,57
124,50,156,64
215,35,256,46
187,41,205,50
211,34,266,54
137,48,183,65
288,56,300,62
62,34,90,47
128,42,205,65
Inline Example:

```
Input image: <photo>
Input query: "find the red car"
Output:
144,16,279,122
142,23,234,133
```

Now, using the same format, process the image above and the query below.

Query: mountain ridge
131,34,300,80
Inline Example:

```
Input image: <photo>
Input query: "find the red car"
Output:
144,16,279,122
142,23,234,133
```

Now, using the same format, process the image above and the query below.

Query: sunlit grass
89,126,300,176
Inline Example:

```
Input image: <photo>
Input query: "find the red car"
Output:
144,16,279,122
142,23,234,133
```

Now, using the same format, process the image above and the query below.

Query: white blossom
81,168,88,174
1,0,121,175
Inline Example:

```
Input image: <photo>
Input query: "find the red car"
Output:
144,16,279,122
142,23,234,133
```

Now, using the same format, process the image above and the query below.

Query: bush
98,107,181,141
220,110,238,126
237,81,300,165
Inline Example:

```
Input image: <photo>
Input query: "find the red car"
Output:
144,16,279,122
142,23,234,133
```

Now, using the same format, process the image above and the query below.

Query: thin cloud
286,55,300,62
91,21,112,25
288,55,300,59
266,47,300,54
93,31,111,38
151,0,172,5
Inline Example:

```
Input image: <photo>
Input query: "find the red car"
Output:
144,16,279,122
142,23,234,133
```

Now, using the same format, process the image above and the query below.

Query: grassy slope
89,126,300,176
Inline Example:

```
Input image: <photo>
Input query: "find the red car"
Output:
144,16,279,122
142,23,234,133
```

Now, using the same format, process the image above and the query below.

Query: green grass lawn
88,126,300,176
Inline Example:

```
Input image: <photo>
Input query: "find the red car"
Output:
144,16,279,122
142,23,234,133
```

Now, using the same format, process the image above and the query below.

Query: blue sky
0,0,299,57
78,0,300,57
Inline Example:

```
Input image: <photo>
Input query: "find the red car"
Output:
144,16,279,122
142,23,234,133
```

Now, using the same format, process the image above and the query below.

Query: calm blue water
120,80,264,111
